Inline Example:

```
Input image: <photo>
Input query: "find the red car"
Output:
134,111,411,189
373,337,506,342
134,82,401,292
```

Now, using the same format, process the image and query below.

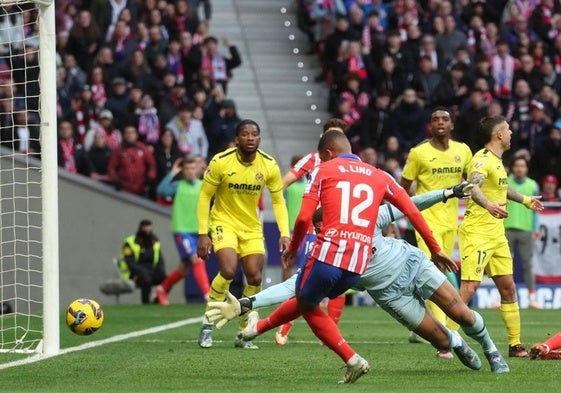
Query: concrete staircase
208,0,331,176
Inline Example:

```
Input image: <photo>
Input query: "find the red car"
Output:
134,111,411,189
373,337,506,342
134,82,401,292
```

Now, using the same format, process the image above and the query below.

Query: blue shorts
295,257,361,306
173,233,198,263
366,247,446,330
295,233,316,270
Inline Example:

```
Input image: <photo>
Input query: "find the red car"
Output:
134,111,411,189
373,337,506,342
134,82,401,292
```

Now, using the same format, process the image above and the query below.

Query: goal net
0,0,58,354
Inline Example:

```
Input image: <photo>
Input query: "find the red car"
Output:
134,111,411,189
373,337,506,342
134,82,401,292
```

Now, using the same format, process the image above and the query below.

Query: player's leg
155,233,192,305
488,239,529,357
199,226,239,348
297,262,368,383
243,259,318,339
235,234,266,349
412,311,481,370
250,274,297,308
326,293,346,324
429,279,509,372
531,331,561,359
516,230,538,308
415,232,450,357
367,282,481,371
277,239,309,345
455,228,487,306
182,233,211,300
190,255,211,300
493,274,528,357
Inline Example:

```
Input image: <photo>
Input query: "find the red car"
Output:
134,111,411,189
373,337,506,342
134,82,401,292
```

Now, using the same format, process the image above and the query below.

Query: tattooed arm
468,171,510,219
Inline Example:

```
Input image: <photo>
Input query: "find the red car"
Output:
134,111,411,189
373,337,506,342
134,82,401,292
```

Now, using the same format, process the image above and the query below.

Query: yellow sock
500,301,521,346
239,284,261,330
426,300,447,325
204,273,233,323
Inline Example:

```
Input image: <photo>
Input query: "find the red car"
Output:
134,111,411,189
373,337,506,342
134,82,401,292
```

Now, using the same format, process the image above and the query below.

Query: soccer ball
65,298,104,336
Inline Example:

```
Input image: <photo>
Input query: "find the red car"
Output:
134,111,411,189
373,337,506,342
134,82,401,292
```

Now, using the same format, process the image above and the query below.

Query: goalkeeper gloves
443,180,475,203
205,290,240,329
204,291,255,329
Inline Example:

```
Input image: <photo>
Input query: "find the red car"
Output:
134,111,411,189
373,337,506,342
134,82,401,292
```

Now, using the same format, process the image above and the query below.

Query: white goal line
0,316,202,370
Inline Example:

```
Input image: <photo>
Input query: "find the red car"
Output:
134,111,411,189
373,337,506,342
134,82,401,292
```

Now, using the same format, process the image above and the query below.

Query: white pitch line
0,316,202,370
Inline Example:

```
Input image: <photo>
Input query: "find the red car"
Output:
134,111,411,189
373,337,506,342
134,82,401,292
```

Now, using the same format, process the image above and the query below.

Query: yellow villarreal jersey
461,148,508,236
402,139,472,230
203,147,283,232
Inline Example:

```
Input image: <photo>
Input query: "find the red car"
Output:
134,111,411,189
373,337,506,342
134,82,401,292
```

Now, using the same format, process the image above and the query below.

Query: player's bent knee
245,274,262,286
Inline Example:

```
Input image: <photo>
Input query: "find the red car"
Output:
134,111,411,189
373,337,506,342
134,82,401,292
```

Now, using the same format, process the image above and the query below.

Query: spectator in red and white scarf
530,0,554,41
166,40,184,84
108,20,137,72
171,0,199,38
137,94,161,149
338,72,370,114
57,119,84,174
491,40,517,101
362,10,386,54
88,66,108,111
200,35,241,94
85,109,122,151
69,87,97,144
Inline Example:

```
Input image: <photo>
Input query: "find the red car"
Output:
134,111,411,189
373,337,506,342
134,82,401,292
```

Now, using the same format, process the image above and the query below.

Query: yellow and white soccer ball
66,298,104,336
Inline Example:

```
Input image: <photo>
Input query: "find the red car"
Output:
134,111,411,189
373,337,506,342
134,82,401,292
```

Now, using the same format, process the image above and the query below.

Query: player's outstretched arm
386,179,477,224
442,180,477,202
507,186,544,211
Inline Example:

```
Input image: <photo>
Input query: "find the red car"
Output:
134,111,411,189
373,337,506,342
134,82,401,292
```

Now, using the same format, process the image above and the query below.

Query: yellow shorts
416,228,456,256
458,227,512,281
210,223,265,258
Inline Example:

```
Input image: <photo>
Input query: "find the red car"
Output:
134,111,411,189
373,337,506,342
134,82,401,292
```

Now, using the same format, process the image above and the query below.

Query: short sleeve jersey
203,147,284,232
402,139,472,230
461,148,508,236
290,151,321,180
304,155,408,274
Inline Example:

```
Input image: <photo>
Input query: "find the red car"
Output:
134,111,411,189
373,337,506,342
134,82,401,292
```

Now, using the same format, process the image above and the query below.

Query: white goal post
0,0,58,354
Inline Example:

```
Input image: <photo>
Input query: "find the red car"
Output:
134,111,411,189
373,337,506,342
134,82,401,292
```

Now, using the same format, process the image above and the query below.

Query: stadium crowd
1,0,561,202
1,0,242,202
296,0,561,195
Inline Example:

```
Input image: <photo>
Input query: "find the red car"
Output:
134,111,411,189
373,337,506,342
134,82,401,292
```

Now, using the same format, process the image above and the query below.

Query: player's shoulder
469,148,495,170
406,139,431,159
256,149,276,162
449,139,471,151
473,148,493,160
298,151,317,161
410,139,431,151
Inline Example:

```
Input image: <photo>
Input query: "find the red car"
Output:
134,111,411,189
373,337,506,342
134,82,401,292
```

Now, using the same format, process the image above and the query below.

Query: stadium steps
208,0,331,177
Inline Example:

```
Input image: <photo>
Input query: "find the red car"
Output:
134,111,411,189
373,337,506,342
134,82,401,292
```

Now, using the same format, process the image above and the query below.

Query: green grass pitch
1,304,560,392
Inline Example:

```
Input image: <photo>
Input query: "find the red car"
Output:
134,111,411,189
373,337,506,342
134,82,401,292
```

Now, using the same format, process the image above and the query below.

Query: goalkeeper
206,182,510,374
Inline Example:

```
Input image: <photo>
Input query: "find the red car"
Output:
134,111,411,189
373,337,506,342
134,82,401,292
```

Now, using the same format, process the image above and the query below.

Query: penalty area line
0,316,202,370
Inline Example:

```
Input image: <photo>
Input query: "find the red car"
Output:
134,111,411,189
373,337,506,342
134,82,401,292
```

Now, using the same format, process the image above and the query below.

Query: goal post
38,0,59,356
0,0,58,354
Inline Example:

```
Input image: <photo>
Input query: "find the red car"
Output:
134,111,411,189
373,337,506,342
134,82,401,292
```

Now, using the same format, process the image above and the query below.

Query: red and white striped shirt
290,151,322,180
290,154,440,274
